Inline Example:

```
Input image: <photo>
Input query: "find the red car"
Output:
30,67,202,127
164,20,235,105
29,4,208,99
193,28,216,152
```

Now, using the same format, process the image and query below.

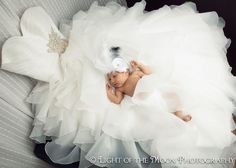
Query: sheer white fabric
0,1,126,168
2,1,236,168
0,0,126,57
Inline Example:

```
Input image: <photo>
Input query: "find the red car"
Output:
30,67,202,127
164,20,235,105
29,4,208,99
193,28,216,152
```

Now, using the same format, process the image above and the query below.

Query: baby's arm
131,60,152,75
106,84,124,104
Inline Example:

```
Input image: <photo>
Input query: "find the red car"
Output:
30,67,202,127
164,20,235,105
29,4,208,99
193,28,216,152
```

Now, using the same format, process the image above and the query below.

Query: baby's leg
173,111,192,122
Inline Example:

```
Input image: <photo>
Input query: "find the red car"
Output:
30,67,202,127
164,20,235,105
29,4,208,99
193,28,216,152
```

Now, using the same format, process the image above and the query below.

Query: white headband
111,57,129,72
109,47,129,72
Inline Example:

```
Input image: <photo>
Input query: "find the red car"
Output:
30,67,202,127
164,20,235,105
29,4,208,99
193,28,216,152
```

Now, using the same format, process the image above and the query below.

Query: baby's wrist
137,63,143,68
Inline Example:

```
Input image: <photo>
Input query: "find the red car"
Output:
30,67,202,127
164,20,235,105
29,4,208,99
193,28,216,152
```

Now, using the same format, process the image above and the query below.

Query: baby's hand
106,83,124,104
130,60,139,69
106,83,113,96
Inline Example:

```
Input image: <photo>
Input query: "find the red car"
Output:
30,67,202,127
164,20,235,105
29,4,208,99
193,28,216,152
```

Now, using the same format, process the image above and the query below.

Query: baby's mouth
114,83,121,87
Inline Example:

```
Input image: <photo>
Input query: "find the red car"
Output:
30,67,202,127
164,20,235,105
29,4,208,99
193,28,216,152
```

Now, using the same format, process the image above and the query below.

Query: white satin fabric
2,1,236,168
1,7,64,82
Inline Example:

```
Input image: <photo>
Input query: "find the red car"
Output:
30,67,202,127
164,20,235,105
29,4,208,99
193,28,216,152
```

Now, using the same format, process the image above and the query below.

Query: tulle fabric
25,1,236,168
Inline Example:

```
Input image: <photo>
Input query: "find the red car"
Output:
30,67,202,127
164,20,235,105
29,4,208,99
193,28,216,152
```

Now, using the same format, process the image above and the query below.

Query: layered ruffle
2,1,236,168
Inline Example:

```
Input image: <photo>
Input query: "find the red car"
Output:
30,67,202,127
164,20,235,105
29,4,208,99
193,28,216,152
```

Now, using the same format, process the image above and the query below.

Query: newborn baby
106,60,192,122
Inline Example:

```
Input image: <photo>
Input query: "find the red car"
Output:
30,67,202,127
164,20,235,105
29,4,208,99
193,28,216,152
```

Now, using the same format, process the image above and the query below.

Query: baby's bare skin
106,60,192,122
106,60,150,103
116,70,143,97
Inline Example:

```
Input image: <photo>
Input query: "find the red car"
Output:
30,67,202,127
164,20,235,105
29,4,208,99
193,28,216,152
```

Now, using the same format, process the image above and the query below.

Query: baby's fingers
106,83,111,89
131,60,138,67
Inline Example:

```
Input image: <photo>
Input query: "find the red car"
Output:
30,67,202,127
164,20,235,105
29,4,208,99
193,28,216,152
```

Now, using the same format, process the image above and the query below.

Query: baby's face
107,71,129,88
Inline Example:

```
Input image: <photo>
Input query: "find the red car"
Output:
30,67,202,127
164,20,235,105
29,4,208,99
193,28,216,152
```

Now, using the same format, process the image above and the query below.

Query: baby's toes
183,115,192,122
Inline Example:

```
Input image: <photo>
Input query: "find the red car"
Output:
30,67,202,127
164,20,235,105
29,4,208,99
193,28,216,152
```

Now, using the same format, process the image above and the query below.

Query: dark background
127,0,236,75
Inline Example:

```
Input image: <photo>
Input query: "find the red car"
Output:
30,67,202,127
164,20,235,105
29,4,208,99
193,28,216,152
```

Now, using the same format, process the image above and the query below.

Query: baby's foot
174,111,192,122
182,115,192,122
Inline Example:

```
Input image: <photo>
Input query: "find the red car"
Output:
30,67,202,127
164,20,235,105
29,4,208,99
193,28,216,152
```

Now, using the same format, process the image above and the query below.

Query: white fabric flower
1,7,67,82
112,57,129,72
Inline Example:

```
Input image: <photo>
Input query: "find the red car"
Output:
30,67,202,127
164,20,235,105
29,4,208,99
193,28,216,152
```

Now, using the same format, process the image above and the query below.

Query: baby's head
107,46,130,87
107,71,129,88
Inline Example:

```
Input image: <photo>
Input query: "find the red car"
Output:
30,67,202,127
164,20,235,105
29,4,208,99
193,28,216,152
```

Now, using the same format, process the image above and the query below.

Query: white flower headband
110,47,129,72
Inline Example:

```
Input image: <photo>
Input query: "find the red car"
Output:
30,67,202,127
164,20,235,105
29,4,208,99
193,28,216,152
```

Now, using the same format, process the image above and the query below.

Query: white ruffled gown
1,1,236,168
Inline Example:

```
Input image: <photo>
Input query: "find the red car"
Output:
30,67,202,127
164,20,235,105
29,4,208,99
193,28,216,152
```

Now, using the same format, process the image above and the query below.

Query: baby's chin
113,83,123,88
